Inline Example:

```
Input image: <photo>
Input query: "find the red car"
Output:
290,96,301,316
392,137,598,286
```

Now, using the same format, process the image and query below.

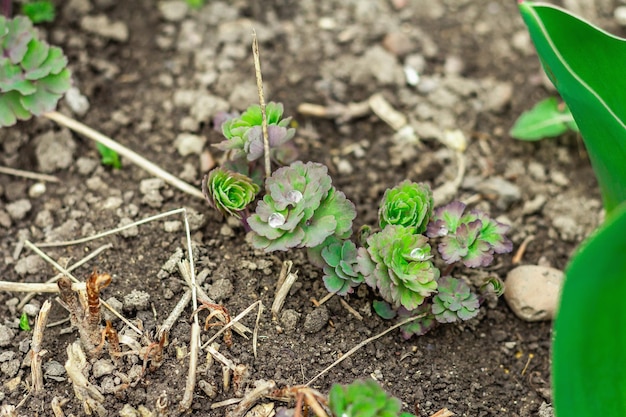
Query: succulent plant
379,180,433,233
398,304,437,339
320,239,364,295
0,16,71,127
247,161,356,252
426,201,513,268
431,276,480,323
202,167,260,219
214,102,296,163
328,379,415,417
357,225,439,311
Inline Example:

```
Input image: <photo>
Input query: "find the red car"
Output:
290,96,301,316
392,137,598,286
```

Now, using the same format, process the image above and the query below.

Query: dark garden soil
0,0,616,416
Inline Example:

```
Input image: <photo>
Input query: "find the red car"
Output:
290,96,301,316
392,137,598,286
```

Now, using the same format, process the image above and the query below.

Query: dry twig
252,30,271,179
0,166,60,182
225,380,276,417
30,300,52,393
65,342,106,416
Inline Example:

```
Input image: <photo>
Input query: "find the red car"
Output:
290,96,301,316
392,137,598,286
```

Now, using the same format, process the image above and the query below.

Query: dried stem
0,166,60,182
0,281,86,293
43,111,204,200
252,30,270,180
179,321,200,413
305,314,427,387
225,380,276,417
30,300,52,393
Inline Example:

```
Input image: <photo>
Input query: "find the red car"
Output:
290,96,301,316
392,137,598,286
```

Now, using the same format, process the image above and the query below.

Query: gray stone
280,309,301,333
481,79,513,112
163,221,182,233
538,402,554,417
45,220,80,242
158,1,188,21
123,290,151,312
92,359,116,378
351,46,404,86
219,224,234,237
43,360,66,381
1,359,20,377
0,210,11,228
303,306,329,334
185,208,206,231
76,157,99,176
504,265,563,321
174,133,206,156
64,86,90,116
0,324,15,347
6,199,32,220
473,177,521,209
22,303,40,317
0,351,16,362
139,178,164,194
15,255,46,276
161,248,183,273
118,217,139,238
80,15,129,42
35,129,76,173
190,94,229,124
207,279,234,301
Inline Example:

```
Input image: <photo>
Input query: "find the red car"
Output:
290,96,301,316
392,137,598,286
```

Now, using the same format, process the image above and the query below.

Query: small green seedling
21,1,56,24
202,166,259,219
328,379,415,417
19,311,30,331
184,0,206,9
0,15,71,127
519,2,626,416
378,180,433,233
96,143,122,170
510,97,578,141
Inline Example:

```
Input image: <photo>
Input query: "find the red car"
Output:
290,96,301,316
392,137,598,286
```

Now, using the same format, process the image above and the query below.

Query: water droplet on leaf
268,212,286,228
286,190,303,204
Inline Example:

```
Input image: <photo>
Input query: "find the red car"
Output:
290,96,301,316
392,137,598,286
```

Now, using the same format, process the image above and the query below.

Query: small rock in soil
1,359,20,377
0,210,11,228
43,360,66,381
207,278,234,301
22,303,40,317
0,324,15,347
123,290,151,312
93,359,116,378
35,129,76,173
538,402,554,417
280,309,301,333
472,177,522,209
161,247,183,274
303,306,329,334
64,86,90,116
14,255,46,276
174,133,206,156
163,220,182,232
158,1,188,22
219,224,234,237
5,199,32,221
504,265,563,321
80,15,129,42
352,46,404,86
0,351,15,362
615,6,626,26
45,219,80,242
28,183,46,199
76,157,99,176
117,217,138,237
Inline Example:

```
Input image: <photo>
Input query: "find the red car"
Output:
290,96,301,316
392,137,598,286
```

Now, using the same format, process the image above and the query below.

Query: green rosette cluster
248,161,356,252
358,225,439,310
321,239,364,295
214,102,296,162
379,180,433,233
0,16,71,127
329,379,415,417
202,167,259,218
431,276,480,323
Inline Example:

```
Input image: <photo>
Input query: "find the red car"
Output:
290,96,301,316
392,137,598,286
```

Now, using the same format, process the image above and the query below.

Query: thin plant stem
0,166,60,182
43,111,204,200
252,31,271,180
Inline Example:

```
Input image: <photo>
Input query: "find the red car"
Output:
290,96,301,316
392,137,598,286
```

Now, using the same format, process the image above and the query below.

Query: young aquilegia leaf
379,180,433,233
510,97,578,141
357,225,439,311
426,202,512,268
328,379,416,417
202,167,260,219
248,161,356,252
21,1,56,24
19,312,31,331
321,239,364,296
0,16,71,127
96,143,121,169
431,276,480,323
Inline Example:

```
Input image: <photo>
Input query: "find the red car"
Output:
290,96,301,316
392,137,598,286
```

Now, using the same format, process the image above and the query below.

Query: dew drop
268,212,286,228
286,190,303,204
409,247,430,261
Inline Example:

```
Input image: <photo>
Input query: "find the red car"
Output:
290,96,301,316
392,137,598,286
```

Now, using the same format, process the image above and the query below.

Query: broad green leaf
510,97,578,141
519,2,626,213
0,90,31,126
21,1,56,24
553,201,626,417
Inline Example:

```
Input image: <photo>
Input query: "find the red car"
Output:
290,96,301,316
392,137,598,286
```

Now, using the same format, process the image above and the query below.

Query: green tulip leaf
553,201,626,417
519,1,626,213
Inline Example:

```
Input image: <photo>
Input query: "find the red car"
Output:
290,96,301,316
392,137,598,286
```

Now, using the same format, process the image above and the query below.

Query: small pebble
92,359,116,378
6,199,32,221
0,324,15,347
14,255,46,276
118,217,139,238
163,220,182,232
64,86,90,116
28,183,46,198
220,224,234,237
123,290,151,312
43,361,66,381
174,133,206,156
80,14,129,42
22,303,40,317
504,265,563,321
280,309,301,333
615,6,626,26
1,360,20,377
158,0,188,21
303,306,329,333
207,278,234,301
